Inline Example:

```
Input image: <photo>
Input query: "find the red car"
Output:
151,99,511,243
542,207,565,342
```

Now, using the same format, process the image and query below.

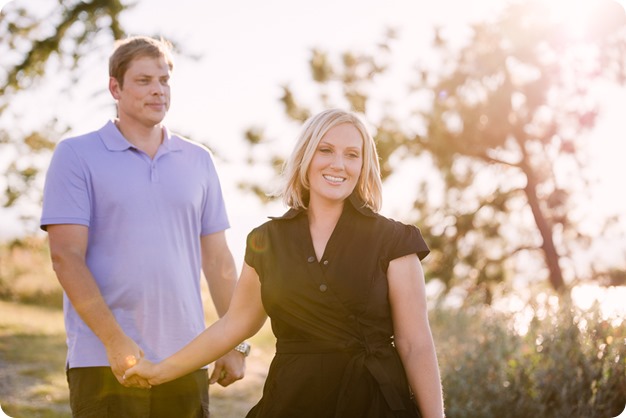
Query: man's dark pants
67,367,209,417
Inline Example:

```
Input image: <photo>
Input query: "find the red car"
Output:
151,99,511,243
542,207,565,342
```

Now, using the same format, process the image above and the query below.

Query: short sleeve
40,141,91,230
386,221,430,262
199,149,230,236
244,225,268,273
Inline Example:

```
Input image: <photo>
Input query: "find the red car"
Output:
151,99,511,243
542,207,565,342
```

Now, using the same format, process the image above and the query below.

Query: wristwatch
234,341,251,357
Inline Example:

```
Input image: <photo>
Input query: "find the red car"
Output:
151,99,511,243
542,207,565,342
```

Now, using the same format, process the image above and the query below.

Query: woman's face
307,123,363,207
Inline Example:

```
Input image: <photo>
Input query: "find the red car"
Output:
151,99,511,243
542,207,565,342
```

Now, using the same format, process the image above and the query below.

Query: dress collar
270,192,377,220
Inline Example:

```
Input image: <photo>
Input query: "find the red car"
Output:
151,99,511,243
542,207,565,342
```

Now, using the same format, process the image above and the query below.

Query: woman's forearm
142,262,268,385
153,317,238,384
402,341,445,418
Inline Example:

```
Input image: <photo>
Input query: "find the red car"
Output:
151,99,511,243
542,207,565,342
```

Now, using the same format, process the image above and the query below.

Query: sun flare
542,0,626,40
544,0,593,39
571,284,626,326
125,355,138,368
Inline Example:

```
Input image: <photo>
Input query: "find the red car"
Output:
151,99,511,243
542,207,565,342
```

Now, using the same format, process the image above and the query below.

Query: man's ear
109,77,121,99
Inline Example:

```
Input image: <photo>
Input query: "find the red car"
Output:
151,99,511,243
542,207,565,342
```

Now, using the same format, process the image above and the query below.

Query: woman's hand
123,357,161,387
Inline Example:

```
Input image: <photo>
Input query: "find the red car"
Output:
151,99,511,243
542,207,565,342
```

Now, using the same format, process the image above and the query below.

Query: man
41,36,248,417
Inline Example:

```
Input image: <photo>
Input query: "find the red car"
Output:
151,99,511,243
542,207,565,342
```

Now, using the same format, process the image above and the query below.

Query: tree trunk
522,164,567,293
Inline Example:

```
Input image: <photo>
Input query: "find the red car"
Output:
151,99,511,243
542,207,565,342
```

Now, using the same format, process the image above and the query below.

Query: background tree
242,0,626,303
0,0,128,224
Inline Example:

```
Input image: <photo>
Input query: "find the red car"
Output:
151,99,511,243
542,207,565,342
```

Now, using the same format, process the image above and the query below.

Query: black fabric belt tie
276,339,406,417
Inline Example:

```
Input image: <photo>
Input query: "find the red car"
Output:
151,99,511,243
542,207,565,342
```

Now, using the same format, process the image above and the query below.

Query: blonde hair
278,108,383,212
109,36,174,87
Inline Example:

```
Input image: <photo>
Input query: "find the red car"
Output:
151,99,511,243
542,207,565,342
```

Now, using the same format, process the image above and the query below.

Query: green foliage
433,300,626,418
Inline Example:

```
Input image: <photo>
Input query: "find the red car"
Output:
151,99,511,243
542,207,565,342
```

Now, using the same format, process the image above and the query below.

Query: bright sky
1,0,626,272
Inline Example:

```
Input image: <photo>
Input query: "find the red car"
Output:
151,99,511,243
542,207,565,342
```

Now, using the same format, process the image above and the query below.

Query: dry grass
0,300,71,417
0,236,62,308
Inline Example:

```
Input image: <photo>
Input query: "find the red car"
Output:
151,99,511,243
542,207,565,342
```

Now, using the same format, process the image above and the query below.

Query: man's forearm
52,252,125,345
205,256,238,317
201,231,238,317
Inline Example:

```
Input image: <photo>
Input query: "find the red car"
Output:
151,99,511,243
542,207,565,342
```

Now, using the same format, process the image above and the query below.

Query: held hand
209,350,246,387
123,357,162,386
120,357,152,389
104,333,149,388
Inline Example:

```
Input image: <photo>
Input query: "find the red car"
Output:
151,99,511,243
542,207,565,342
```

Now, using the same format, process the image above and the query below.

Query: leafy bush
432,298,625,418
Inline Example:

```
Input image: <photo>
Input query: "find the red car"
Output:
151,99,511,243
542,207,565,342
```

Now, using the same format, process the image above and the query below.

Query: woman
125,109,445,418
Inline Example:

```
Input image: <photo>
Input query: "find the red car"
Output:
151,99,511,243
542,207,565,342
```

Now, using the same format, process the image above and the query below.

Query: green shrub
432,298,625,418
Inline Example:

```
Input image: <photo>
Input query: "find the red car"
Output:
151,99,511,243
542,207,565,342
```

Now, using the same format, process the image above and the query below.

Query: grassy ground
0,299,274,418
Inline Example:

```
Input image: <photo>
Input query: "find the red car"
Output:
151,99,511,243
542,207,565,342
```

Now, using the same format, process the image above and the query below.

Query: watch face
236,342,250,356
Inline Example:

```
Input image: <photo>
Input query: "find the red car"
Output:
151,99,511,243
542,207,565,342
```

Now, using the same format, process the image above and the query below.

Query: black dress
244,194,429,418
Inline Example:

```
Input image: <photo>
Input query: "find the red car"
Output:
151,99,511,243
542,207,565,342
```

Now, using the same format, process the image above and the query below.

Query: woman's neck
308,199,343,229
307,200,344,260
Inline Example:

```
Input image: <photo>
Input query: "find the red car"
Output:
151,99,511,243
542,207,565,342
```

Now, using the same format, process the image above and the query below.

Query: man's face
109,56,171,128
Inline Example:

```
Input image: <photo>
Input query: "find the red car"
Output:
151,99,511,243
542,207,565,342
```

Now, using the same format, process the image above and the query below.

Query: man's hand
123,357,159,388
209,349,246,387
104,333,150,388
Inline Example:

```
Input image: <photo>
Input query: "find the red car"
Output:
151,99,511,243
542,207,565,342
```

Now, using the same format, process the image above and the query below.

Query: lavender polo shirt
41,120,230,368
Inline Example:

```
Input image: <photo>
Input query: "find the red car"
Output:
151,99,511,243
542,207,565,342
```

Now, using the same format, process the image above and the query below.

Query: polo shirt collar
271,192,377,220
160,125,183,152
99,120,183,153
